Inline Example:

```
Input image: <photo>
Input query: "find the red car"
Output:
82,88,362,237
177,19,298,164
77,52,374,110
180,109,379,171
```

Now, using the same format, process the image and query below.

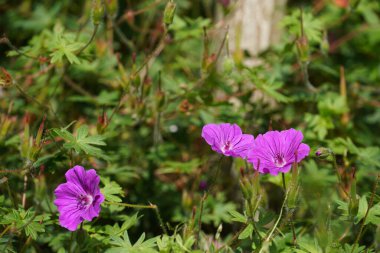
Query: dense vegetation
0,0,379,252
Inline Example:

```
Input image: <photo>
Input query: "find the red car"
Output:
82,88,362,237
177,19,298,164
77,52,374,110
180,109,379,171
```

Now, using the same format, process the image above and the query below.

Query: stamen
274,153,286,167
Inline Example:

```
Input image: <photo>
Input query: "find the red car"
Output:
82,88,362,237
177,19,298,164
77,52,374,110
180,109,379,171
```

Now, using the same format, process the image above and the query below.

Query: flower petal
282,129,304,160
201,124,223,147
85,169,101,195
230,134,254,158
59,208,84,231
65,165,87,189
297,143,310,162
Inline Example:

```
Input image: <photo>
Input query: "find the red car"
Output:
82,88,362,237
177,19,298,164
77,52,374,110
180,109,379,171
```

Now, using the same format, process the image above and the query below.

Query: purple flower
201,123,254,159
54,165,104,231
199,180,208,191
247,129,310,175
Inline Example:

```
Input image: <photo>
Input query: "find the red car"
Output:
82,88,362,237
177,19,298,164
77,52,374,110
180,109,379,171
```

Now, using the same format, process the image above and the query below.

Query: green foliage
0,208,50,240
0,0,379,252
106,231,157,253
51,124,107,159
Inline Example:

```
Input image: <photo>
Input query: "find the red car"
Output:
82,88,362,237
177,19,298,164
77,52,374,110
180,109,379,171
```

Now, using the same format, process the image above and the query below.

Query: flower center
77,194,93,209
222,141,232,153
274,153,286,167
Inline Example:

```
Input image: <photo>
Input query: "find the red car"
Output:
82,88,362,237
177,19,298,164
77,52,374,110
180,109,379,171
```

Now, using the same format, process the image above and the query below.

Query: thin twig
195,192,208,247
0,36,38,59
77,25,99,55
154,206,168,234
259,189,289,253
104,201,157,209
14,82,64,126
22,174,28,208
351,175,379,253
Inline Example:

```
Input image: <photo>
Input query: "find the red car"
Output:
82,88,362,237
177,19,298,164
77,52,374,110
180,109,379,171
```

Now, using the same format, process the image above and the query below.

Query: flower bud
35,115,46,147
296,36,309,63
163,0,176,27
223,57,235,75
92,0,104,25
0,67,13,87
199,180,207,191
320,31,329,55
105,0,118,19
156,90,166,111
315,147,332,159
239,180,250,199
215,224,223,240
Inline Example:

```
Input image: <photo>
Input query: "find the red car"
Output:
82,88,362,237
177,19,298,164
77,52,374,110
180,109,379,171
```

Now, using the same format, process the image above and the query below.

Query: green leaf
355,195,368,224
238,224,253,240
106,231,158,253
0,209,50,240
228,210,247,223
51,124,107,159
367,203,380,225
101,178,124,203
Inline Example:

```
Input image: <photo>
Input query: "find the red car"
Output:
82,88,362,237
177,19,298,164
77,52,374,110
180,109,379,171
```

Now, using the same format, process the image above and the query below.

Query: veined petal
231,134,254,158
297,143,310,162
54,165,103,231
65,165,87,189
202,124,223,147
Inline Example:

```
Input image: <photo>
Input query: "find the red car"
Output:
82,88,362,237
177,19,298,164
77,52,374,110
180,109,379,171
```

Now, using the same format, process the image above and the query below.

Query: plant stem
69,232,74,253
281,173,286,192
195,192,208,247
351,174,379,253
104,201,157,209
22,174,28,208
154,206,168,235
14,82,63,126
282,172,297,246
77,24,99,55
0,225,11,238
6,179,17,208
331,152,349,198
259,189,289,253
0,36,38,59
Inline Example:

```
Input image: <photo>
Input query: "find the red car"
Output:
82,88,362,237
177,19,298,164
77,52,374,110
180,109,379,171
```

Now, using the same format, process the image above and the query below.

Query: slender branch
14,82,63,126
0,36,38,59
331,152,349,198
195,192,208,247
351,175,379,253
282,173,297,246
77,24,99,55
0,226,11,238
63,75,96,99
104,201,157,209
22,174,28,208
154,206,168,235
259,189,289,253
281,173,286,192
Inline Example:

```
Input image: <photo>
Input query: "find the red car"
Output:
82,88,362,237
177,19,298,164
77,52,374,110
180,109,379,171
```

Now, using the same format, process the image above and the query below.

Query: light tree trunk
223,0,287,59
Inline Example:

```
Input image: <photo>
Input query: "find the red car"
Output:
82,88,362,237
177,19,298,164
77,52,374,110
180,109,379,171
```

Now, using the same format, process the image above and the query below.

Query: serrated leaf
106,231,158,253
238,224,253,240
367,203,380,225
228,210,247,223
355,195,368,224
51,124,107,159
101,178,124,202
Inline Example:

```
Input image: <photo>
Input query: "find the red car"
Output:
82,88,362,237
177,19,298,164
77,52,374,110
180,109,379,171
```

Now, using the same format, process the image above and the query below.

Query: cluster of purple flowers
53,123,309,232
202,123,310,175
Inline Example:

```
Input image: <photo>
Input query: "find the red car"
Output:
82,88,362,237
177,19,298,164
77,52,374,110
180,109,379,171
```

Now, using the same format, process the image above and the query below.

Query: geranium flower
247,129,310,175
201,123,254,159
54,165,104,231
